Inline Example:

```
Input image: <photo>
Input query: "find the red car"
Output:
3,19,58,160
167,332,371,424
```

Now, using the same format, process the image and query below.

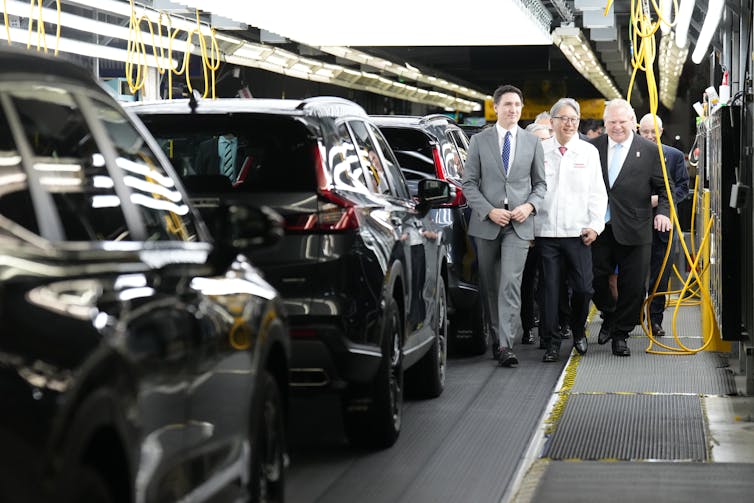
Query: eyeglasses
552,116,580,124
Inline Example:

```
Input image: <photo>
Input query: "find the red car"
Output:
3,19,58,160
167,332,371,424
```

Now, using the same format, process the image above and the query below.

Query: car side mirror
417,178,452,207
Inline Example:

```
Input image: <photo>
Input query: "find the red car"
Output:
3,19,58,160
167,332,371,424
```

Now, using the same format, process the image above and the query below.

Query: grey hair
550,98,580,118
534,111,551,121
525,123,549,134
639,113,663,129
603,98,636,123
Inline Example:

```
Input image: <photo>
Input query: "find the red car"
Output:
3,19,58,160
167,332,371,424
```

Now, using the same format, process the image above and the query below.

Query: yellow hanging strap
616,0,718,354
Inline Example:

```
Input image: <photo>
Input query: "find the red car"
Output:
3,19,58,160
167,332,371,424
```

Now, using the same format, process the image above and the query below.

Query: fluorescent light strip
59,0,482,111
317,46,492,101
5,0,191,54
691,0,724,64
61,0,213,36
674,0,695,48
552,27,622,100
4,26,175,67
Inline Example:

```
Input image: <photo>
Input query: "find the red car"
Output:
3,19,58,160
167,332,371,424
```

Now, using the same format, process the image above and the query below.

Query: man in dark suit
638,113,690,337
462,84,547,366
589,100,673,356
194,133,245,181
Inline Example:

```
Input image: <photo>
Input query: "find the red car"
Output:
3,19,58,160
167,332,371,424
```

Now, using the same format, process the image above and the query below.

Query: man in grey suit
462,85,547,366
589,100,673,356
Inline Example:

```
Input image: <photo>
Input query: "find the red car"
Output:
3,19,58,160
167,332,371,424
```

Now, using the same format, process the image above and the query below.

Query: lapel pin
636,151,641,157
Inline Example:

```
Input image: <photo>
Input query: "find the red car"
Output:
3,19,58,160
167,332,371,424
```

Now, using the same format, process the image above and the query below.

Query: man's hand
580,228,598,246
489,207,512,226
654,214,671,232
510,203,534,223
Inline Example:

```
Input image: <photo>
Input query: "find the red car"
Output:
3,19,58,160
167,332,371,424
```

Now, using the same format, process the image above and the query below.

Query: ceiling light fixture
674,0,695,48
4,26,175,68
58,0,484,111
691,0,725,64
659,32,688,109
552,26,622,100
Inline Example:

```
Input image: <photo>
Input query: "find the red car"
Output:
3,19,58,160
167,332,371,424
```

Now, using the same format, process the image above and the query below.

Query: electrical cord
606,0,718,355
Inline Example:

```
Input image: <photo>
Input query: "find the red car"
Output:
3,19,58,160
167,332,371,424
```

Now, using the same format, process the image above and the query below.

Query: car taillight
432,146,465,207
284,144,359,231
432,147,447,180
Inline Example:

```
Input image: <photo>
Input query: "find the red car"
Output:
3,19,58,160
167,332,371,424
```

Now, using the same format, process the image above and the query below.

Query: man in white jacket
535,98,608,362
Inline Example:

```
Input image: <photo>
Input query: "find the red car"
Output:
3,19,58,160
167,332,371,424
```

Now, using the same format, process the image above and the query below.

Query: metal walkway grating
571,337,736,394
543,394,708,461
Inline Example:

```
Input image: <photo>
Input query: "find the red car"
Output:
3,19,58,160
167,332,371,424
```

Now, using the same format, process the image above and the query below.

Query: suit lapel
612,135,640,187
485,128,506,176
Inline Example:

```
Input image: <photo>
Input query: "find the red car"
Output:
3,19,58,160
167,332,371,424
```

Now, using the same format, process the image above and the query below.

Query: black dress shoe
542,349,559,362
498,348,519,367
611,338,631,356
597,321,612,345
573,335,588,355
521,329,535,345
651,322,666,337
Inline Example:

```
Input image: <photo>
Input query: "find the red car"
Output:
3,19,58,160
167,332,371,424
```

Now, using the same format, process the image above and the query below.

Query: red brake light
432,147,447,180
284,144,359,231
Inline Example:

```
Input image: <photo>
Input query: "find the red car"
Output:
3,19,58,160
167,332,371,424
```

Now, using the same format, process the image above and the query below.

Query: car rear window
140,113,318,193
0,84,199,243
378,127,436,176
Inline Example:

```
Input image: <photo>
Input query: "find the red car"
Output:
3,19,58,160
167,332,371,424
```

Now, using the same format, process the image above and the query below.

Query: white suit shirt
534,136,608,237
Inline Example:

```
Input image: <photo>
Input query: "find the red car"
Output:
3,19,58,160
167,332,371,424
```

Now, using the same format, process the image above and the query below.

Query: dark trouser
558,258,572,329
536,236,594,351
521,245,538,331
648,228,676,325
591,225,652,338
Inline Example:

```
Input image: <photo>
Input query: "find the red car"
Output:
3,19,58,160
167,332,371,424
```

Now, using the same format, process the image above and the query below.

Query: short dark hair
493,84,523,105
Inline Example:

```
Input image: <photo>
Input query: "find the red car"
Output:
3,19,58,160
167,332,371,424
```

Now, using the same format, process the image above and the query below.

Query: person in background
518,122,552,345
589,99,673,357
462,84,547,367
582,119,605,139
534,111,553,136
638,113,690,337
534,98,607,362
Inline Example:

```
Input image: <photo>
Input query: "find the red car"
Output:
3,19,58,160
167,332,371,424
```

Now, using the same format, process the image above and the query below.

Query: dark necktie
559,146,567,156
502,131,511,174
222,140,235,178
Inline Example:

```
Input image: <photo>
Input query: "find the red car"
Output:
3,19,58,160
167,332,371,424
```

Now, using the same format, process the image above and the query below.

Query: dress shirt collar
608,131,633,151
496,123,517,142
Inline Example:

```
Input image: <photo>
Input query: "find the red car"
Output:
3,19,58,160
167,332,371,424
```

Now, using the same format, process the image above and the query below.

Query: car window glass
348,120,391,195
141,114,317,194
379,127,436,177
0,85,129,240
0,108,33,233
91,97,199,242
441,137,464,180
368,123,410,200
333,123,371,192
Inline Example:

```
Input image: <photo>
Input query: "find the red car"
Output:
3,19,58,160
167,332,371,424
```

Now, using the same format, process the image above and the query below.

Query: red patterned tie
558,146,567,156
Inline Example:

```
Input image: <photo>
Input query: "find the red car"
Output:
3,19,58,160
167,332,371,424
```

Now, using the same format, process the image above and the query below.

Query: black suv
372,115,486,353
0,49,290,503
132,97,452,448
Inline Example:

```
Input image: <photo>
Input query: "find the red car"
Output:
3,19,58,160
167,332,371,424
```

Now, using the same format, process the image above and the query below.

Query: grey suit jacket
462,125,546,240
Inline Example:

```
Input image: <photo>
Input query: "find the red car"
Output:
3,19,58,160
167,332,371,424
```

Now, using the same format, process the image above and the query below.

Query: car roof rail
297,96,367,118
420,114,459,126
